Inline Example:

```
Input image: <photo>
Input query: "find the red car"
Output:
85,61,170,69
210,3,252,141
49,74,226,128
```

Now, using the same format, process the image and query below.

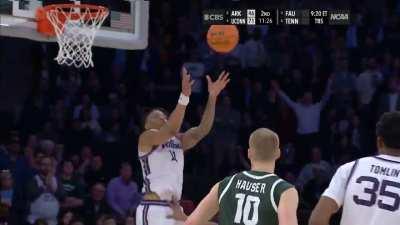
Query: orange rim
36,4,109,37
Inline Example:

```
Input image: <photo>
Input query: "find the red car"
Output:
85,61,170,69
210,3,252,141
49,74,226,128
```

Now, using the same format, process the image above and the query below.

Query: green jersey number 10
234,193,260,225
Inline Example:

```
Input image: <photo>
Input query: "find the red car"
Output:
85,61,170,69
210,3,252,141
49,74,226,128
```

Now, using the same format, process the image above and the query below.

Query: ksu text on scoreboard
202,9,350,26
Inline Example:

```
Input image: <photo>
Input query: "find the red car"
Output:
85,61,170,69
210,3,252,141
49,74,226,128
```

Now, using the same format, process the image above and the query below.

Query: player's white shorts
136,200,184,225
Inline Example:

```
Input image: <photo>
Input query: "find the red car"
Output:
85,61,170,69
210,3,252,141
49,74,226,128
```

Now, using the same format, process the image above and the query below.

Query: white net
45,5,109,68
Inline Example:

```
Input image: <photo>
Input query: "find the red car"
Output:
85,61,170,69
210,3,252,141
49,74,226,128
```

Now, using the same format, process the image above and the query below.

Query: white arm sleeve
322,161,356,207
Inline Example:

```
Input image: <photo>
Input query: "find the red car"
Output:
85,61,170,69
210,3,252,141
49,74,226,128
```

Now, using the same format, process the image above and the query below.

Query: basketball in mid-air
207,25,239,54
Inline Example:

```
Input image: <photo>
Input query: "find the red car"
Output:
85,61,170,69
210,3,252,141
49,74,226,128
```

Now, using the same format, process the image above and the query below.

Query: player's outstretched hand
181,67,195,96
207,71,230,98
167,198,187,221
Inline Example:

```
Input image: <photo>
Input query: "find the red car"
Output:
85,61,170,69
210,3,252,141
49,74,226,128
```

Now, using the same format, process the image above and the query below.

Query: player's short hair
143,107,169,129
249,128,279,161
376,111,400,149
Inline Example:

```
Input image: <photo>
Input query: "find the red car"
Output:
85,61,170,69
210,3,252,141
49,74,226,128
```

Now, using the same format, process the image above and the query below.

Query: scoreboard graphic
203,9,351,26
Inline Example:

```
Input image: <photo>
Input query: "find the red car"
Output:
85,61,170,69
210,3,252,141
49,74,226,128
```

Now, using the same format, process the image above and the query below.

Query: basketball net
43,4,109,68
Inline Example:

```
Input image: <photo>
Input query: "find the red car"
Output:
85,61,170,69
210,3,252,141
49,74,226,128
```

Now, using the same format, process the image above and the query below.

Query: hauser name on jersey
236,179,267,194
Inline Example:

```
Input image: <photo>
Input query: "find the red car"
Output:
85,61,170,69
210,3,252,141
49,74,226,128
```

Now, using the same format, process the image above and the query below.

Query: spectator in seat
70,154,81,172
301,166,331,207
95,214,107,225
26,156,64,225
243,28,267,80
84,155,109,188
30,151,45,173
25,133,39,150
80,146,93,165
77,145,93,176
106,163,141,222
238,77,253,111
356,57,383,107
69,217,85,225
296,147,333,192
212,95,241,174
102,215,117,225
334,135,360,163
125,216,135,225
238,112,255,148
64,120,89,153
79,108,102,135
82,183,111,225
58,210,74,225
377,75,400,117
0,171,14,208
349,115,361,151
73,94,100,121
271,77,333,165
0,133,21,171
39,140,57,165
0,170,16,224
299,147,333,206
331,57,356,94
58,160,85,211
0,133,34,194
249,81,267,116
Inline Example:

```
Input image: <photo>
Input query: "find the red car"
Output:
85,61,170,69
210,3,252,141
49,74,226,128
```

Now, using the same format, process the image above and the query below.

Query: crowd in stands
1,0,400,225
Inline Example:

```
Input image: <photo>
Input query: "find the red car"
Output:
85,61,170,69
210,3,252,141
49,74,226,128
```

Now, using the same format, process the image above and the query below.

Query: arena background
0,0,400,224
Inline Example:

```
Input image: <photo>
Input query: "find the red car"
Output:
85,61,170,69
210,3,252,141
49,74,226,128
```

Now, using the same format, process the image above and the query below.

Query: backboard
0,0,149,50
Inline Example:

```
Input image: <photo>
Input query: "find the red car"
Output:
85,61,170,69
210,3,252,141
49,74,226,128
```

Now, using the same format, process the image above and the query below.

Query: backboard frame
0,0,149,50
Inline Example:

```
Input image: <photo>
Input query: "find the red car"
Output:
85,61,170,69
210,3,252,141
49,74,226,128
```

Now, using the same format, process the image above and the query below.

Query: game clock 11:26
257,17,273,25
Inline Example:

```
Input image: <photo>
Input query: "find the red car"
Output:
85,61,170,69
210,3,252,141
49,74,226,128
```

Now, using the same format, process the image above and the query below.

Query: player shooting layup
136,67,230,225
169,128,299,225
309,111,400,225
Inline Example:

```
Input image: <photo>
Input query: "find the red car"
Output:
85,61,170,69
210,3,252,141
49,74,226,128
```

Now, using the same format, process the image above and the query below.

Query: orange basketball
207,25,239,54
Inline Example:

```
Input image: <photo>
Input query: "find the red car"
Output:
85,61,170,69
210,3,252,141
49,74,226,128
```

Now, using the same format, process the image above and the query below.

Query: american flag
110,11,133,32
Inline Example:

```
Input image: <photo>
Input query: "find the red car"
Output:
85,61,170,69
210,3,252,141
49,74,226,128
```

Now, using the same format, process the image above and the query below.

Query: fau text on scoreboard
279,9,310,25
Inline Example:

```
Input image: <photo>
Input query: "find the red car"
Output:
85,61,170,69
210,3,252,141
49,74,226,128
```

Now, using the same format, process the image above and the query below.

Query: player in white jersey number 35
136,67,230,225
309,111,400,225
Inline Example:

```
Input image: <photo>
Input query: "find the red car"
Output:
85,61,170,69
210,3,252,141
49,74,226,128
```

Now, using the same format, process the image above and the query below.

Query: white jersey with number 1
136,136,184,225
323,155,400,225
138,136,184,201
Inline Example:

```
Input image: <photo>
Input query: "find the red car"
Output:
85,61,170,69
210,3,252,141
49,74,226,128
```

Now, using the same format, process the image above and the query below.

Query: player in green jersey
169,128,299,225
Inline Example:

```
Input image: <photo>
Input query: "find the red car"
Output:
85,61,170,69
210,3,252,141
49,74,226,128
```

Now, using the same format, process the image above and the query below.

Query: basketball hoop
36,4,109,68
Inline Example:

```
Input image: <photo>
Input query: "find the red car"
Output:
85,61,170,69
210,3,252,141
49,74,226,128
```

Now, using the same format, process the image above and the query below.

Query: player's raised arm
184,183,220,225
319,74,334,107
139,67,194,152
278,188,299,225
181,71,230,150
271,80,297,109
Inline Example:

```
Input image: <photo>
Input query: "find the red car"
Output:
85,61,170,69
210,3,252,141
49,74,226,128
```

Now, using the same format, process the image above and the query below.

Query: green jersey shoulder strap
271,177,293,212
218,173,238,203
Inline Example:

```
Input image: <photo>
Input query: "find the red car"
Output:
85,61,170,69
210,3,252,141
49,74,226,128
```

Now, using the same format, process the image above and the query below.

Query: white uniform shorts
136,200,184,225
